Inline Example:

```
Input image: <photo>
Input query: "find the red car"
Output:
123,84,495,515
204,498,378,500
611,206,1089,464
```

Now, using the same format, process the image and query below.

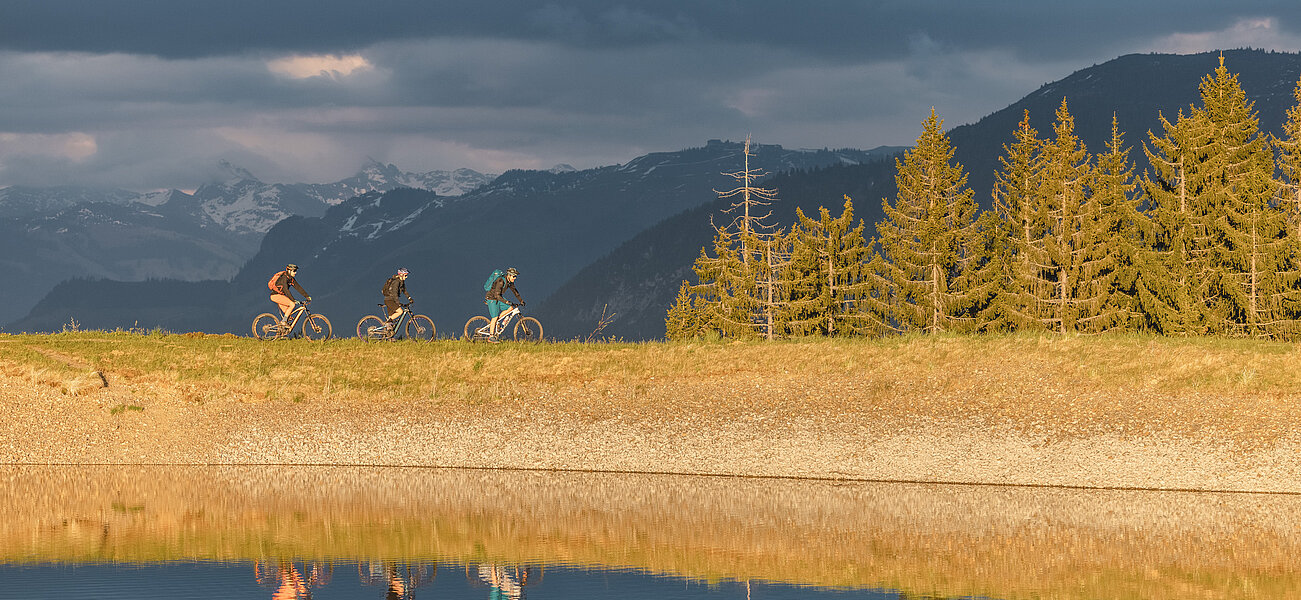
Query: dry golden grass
3,330,1301,443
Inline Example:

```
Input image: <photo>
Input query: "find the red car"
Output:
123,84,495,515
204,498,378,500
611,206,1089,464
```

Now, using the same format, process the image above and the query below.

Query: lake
1,465,1298,599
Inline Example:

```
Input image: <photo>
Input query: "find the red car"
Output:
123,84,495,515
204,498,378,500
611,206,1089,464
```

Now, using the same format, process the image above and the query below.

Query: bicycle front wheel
406,314,436,341
463,315,489,340
514,317,543,342
252,313,282,340
356,315,387,342
301,314,332,340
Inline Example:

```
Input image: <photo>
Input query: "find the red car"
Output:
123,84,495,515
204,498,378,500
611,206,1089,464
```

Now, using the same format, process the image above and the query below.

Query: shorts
486,299,512,319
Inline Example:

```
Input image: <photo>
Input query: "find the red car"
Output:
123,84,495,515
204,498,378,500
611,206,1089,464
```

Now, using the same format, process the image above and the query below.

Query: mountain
536,49,1301,340
950,49,1301,204
7,142,898,334
0,186,143,217
0,163,495,326
16,50,1301,339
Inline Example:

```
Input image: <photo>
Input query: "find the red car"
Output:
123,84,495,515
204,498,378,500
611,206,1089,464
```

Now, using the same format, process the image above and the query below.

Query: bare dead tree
714,135,780,264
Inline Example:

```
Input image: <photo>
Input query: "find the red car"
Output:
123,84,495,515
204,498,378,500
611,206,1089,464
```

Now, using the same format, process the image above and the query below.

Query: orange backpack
267,271,284,293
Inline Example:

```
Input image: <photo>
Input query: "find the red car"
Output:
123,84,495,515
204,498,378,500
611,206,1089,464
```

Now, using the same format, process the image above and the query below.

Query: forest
668,56,1301,341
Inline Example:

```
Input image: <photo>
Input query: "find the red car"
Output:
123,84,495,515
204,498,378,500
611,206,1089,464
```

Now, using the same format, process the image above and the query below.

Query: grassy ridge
2,329,1298,408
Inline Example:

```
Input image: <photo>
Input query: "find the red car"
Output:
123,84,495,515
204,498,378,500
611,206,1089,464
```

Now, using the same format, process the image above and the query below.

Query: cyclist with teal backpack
483,267,523,342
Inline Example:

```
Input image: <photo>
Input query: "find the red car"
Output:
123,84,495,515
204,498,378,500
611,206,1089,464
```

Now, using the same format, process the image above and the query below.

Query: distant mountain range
0,161,495,325
11,49,1301,339
6,142,900,335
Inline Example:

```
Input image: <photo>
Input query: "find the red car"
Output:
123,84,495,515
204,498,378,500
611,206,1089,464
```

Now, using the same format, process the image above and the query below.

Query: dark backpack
483,269,504,292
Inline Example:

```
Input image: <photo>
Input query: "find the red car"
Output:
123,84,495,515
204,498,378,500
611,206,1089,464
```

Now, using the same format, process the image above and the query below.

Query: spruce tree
1087,115,1151,332
1197,57,1296,337
665,280,702,340
1277,75,1301,241
1141,106,1213,334
690,226,760,339
1143,56,1298,337
983,111,1047,332
783,197,874,336
872,109,984,334
1031,99,1102,334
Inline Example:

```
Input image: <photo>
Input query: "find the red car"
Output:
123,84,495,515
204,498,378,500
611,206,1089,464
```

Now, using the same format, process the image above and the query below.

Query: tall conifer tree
1141,105,1212,334
1087,115,1150,332
983,111,1046,331
690,226,760,339
871,109,984,334
1032,99,1103,334
783,197,874,336
1277,75,1301,242
1143,56,1298,337
1197,57,1296,337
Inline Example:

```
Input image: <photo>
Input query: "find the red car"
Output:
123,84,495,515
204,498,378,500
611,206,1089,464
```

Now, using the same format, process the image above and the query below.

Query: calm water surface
1,465,1298,599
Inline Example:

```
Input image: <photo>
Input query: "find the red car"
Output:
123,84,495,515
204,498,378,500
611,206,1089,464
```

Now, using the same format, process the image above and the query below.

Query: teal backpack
483,269,504,292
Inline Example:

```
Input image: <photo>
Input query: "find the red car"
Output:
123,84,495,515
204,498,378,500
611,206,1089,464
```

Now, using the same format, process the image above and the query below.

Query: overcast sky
3,1,1301,191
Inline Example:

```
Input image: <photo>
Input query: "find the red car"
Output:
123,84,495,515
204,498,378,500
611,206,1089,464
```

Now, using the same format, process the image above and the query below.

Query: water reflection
359,561,436,599
1,465,1299,599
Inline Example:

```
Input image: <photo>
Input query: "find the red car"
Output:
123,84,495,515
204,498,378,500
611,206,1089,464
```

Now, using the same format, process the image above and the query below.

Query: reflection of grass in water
3,466,1301,599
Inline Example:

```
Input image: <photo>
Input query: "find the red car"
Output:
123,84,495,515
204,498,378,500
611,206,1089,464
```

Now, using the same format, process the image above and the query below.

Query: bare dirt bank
2,333,1300,493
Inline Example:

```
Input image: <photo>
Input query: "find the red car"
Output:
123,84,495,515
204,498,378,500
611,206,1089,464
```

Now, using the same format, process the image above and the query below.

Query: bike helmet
285,263,298,271
397,268,409,276
505,267,519,277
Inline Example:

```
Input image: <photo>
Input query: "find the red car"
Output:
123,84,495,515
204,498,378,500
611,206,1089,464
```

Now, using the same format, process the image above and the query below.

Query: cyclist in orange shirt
268,263,311,322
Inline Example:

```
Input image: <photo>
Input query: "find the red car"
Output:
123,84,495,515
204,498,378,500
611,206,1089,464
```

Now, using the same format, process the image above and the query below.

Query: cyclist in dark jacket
382,268,412,326
485,267,523,340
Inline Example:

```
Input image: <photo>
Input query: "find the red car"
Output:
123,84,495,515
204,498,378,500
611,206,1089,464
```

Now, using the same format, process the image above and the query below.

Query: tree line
667,57,1301,341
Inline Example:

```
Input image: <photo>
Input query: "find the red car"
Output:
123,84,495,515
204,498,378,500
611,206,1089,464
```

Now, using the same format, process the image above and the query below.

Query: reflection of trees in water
358,561,437,599
254,560,333,599
467,564,542,600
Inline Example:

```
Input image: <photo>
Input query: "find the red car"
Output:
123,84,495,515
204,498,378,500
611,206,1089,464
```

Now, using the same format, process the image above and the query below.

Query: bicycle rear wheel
356,315,387,342
301,313,332,340
406,314,436,341
252,313,282,340
463,315,489,340
513,317,543,342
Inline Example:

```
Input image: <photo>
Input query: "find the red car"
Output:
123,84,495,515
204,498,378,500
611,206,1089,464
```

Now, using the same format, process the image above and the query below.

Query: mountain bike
464,304,543,342
252,300,333,341
356,301,436,342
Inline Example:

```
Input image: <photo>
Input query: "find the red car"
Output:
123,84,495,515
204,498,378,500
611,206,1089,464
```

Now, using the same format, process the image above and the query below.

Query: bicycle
252,300,333,341
356,300,436,342
464,304,543,342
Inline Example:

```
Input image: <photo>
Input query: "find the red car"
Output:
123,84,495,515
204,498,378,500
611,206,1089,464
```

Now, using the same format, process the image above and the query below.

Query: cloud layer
2,1,1300,190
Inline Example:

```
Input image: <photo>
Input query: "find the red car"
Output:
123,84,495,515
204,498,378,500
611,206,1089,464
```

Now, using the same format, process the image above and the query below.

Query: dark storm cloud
3,1,1290,59
2,0,1300,190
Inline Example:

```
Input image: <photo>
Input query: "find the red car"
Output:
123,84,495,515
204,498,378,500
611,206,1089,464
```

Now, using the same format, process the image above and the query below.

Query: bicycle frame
283,304,308,330
492,306,520,335
375,303,412,339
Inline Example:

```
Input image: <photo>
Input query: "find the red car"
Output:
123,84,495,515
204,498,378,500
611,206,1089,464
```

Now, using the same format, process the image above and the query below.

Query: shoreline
3,333,1301,493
